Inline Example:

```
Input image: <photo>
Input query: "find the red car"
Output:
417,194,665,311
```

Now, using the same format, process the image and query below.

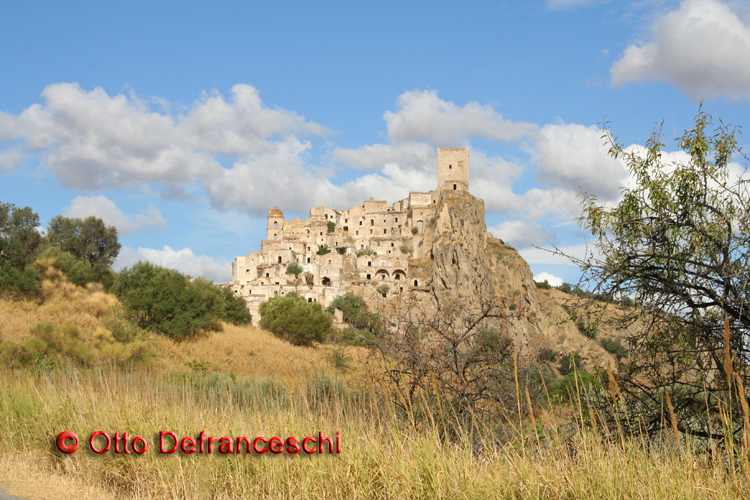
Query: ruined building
231,148,471,324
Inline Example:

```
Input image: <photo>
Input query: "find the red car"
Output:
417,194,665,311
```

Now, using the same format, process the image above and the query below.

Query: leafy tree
259,292,332,346
0,202,43,296
574,109,750,440
600,338,627,361
286,261,303,278
113,262,220,339
39,246,115,289
47,216,121,271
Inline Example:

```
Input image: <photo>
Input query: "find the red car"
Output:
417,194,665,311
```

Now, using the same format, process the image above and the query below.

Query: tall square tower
437,148,469,192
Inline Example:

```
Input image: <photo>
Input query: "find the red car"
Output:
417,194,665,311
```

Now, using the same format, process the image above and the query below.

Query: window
356,231,359,235
328,259,331,264
273,222,277,228
266,273,270,277
273,234,277,239
359,221,362,226
383,229,387,234
370,229,373,234
370,220,374,226
395,218,398,222
366,274,371,280
414,280,418,286
345,218,348,223
453,184,457,190
278,256,282,263
367,261,371,267
449,164,452,170
307,257,311,263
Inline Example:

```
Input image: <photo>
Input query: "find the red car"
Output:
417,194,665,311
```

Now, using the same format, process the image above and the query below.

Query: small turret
267,205,284,240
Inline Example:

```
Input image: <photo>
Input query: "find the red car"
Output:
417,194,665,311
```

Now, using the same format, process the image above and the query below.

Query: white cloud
385,90,537,145
530,123,628,201
533,272,564,287
611,0,750,100
0,149,23,171
488,220,547,247
0,83,334,214
115,245,231,283
63,195,166,236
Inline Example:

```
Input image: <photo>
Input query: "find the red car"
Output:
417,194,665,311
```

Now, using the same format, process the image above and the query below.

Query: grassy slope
0,272,747,499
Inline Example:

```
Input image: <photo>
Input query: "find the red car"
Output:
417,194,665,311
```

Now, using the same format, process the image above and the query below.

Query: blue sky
1,0,749,285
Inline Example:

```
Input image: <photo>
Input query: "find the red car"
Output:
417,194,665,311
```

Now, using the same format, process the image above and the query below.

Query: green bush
411,227,418,235
576,317,598,339
286,261,303,277
356,248,376,257
600,337,628,361
537,347,557,363
0,262,42,298
112,262,247,339
40,247,115,289
327,221,335,233
559,352,582,376
259,292,332,346
304,272,314,285
534,279,551,289
549,371,602,405
316,245,331,255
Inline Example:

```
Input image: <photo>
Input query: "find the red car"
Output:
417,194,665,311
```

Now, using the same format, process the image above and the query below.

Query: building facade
231,148,469,324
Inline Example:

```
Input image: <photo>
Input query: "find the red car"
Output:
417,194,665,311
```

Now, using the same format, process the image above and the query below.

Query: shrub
376,284,389,296
286,262,303,277
537,347,557,363
534,279,551,289
113,262,229,339
259,293,332,346
559,352,582,376
39,247,114,289
576,317,598,339
549,370,602,404
356,248,376,257
411,227,418,235
600,337,627,361
304,272,314,285
316,245,331,255
0,262,42,298
327,221,335,233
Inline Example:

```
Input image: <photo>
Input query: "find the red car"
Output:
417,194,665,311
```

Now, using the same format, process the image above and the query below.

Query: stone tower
267,206,284,240
437,148,469,192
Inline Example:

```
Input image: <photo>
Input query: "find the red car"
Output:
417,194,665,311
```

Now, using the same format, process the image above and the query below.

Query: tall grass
0,364,747,499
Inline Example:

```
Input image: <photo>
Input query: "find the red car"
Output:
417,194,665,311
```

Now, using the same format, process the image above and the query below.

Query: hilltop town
231,148,472,324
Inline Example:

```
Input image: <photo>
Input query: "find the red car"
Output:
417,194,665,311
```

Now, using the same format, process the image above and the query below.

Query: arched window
273,222,277,228
453,184,457,190
322,277,331,286
414,280,418,286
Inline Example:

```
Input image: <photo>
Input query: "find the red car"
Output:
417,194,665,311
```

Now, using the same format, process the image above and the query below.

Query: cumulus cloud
115,245,231,283
63,195,166,236
533,272,564,287
384,90,537,145
529,123,628,201
0,149,23,171
611,0,750,100
0,83,333,214
488,220,548,247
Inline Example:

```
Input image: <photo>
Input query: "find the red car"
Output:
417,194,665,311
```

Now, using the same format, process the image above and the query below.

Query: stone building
231,148,470,324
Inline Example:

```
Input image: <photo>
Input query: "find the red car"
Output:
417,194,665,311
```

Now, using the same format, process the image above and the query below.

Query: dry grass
0,366,747,499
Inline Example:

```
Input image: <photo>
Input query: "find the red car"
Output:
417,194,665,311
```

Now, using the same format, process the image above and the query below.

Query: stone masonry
231,148,470,325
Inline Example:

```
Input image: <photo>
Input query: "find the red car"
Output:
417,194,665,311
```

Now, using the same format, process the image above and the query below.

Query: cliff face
418,190,626,369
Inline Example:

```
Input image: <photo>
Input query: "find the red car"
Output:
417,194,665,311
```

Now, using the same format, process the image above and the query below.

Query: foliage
558,352,582,376
399,243,412,254
356,247,376,257
600,337,627,361
304,272,314,285
47,215,121,270
285,261,303,277
327,221,335,233
39,247,115,289
0,202,43,297
534,279,551,289
411,226,418,235
575,109,750,440
112,262,236,339
376,284,389,296
575,317,598,339
316,244,331,255
549,370,602,405
537,347,557,363
259,292,332,346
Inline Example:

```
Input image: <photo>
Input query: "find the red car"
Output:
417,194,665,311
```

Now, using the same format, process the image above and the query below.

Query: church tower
267,206,284,240
437,148,469,192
